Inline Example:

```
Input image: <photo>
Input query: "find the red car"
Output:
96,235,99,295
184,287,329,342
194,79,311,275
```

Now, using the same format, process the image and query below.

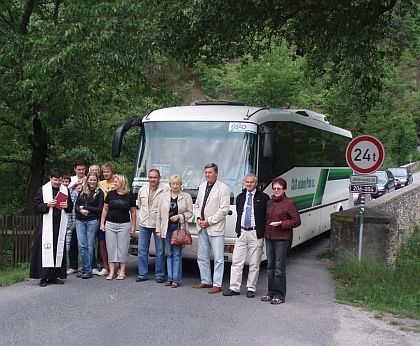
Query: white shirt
241,189,256,228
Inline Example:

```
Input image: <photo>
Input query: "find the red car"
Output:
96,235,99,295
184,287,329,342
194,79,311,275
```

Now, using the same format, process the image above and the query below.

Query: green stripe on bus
291,194,315,210
328,168,352,180
313,169,329,206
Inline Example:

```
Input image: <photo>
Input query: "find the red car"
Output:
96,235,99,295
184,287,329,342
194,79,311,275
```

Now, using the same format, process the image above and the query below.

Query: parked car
371,170,395,198
388,167,413,189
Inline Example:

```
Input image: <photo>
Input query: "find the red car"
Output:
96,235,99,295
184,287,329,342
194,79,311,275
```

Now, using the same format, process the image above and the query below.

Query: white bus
113,102,352,261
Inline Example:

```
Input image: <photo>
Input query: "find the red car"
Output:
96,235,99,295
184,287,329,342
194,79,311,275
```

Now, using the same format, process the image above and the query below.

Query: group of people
29,161,301,305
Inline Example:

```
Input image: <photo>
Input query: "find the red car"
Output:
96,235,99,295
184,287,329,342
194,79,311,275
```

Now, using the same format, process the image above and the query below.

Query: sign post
346,135,385,262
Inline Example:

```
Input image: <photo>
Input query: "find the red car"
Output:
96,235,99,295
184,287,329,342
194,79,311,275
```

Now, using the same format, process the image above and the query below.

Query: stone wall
331,180,420,266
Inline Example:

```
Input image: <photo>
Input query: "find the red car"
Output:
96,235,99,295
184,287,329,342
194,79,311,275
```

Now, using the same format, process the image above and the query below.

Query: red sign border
346,135,385,174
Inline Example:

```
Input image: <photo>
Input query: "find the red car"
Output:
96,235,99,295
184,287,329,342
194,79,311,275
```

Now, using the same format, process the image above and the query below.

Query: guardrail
0,215,40,267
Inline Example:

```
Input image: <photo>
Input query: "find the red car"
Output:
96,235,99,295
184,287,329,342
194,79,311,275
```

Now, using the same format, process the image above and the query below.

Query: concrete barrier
330,180,420,266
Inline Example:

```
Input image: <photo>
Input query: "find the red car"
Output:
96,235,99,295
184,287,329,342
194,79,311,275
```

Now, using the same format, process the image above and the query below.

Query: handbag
171,216,192,245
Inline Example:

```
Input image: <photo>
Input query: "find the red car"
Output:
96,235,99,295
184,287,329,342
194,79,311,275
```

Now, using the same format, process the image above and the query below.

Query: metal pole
358,194,365,262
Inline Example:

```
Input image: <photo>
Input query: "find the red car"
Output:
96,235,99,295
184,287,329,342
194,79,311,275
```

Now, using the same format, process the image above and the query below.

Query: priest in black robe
30,169,74,287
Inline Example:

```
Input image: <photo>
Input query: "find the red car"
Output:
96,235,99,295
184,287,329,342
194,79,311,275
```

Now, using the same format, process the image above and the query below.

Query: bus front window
135,122,257,197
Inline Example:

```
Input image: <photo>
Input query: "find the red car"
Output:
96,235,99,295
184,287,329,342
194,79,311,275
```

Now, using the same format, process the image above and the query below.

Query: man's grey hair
204,162,218,173
244,173,258,182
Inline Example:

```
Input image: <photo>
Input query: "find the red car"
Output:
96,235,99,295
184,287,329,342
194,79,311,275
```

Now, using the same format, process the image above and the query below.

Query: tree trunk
24,116,48,215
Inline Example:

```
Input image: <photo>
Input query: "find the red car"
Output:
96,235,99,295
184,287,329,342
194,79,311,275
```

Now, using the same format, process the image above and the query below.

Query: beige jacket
194,180,231,236
137,183,168,228
155,191,193,239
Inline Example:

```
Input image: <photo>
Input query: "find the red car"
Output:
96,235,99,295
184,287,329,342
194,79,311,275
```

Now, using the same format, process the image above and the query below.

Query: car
388,167,413,189
371,170,395,198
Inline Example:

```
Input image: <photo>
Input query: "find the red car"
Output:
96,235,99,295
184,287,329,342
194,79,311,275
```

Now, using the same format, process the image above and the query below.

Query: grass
0,263,29,287
333,229,420,320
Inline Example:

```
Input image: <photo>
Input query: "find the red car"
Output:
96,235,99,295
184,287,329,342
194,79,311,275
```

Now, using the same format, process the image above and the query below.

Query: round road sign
346,135,385,174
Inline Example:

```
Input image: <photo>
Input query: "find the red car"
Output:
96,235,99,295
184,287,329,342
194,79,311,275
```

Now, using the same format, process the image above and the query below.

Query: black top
169,197,178,225
235,189,270,239
75,188,104,221
104,190,136,223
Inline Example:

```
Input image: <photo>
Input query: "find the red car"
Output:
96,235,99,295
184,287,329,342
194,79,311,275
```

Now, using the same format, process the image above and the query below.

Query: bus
113,102,352,261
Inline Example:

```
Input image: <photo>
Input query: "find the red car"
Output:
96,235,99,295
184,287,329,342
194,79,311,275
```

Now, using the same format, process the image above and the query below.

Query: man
99,162,116,196
62,175,80,275
193,163,230,294
30,169,74,287
223,173,270,298
136,169,168,283
70,159,86,191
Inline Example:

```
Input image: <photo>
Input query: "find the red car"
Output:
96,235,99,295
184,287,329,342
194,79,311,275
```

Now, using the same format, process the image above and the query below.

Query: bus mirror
261,125,273,157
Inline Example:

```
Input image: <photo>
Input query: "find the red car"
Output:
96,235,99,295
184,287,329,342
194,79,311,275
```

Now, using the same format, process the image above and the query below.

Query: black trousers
266,239,291,300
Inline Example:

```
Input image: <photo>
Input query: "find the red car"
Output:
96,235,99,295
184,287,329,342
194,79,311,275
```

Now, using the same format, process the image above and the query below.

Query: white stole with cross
41,182,68,268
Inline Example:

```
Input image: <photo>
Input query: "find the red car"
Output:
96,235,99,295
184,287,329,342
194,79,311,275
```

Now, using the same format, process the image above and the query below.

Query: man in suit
223,173,270,298
193,163,231,294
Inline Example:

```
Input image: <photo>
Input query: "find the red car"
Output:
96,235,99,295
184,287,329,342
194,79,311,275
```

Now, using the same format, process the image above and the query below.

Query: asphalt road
0,234,418,346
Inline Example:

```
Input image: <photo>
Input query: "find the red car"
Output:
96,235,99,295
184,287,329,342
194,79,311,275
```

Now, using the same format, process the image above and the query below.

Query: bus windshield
134,121,257,198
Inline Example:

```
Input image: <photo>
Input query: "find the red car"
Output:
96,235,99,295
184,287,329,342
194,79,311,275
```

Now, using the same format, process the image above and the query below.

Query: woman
156,175,193,288
100,174,136,280
262,177,301,305
75,172,104,279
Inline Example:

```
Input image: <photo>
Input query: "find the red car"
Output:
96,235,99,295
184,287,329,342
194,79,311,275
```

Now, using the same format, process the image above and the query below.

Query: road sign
350,174,378,184
350,184,378,194
346,135,385,174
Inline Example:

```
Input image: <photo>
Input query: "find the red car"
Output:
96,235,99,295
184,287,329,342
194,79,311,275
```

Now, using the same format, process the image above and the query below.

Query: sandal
106,275,114,281
171,282,179,288
270,298,285,305
116,275,126,280
261,295,273,302
164,281,172,286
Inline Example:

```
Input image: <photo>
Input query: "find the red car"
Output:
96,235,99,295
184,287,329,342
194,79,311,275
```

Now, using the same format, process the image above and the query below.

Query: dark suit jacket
235,189,270,239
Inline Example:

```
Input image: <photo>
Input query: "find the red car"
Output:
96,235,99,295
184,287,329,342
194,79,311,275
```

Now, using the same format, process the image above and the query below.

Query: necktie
244,192,252,228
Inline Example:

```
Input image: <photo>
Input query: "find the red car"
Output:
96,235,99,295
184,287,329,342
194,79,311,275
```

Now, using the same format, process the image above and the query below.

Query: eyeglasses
272,187,284,190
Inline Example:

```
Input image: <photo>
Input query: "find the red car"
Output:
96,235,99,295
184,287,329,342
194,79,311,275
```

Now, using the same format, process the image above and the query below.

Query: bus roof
143,105,352,137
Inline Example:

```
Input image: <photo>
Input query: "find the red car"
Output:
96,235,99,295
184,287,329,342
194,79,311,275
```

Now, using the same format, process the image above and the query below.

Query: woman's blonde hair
114,174,130,194
82,172,99,195
169,175,182,187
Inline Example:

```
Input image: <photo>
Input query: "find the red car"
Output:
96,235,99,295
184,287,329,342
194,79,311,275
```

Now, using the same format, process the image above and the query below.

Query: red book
54,191,68,209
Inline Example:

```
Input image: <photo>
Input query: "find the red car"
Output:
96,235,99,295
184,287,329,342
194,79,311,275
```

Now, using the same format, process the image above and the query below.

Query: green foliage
0,263,29,287
334,251,420,319
396,228,420,269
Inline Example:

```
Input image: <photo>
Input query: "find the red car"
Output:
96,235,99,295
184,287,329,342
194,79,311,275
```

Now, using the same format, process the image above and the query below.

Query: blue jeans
165,223,183,284
266,239,291,300
137,226,164,279
76,219,99,274
197,228,225,287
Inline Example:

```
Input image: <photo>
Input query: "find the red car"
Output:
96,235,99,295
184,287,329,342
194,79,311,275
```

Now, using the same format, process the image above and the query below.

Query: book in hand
54,191,68,209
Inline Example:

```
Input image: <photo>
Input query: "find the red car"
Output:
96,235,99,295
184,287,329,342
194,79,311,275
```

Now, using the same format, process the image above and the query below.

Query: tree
0,0,180,214
154,0,418,104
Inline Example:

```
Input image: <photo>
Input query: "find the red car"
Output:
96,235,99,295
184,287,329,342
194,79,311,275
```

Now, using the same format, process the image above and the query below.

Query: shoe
48,278,64,285
193,283,213,289
39,280,48,287
82,273,93,279
76,272,83,278
270,298,285,305
99,268,109,277
163,281,172,286
208,286,222,294
155,277,164,283
106,275,114,281
116,275,126,280
136,276,148,282
223,289,240,296
171,283,179,288
66,268,78,274
92,268,100,276
246,291,256,298
261,295,273,302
